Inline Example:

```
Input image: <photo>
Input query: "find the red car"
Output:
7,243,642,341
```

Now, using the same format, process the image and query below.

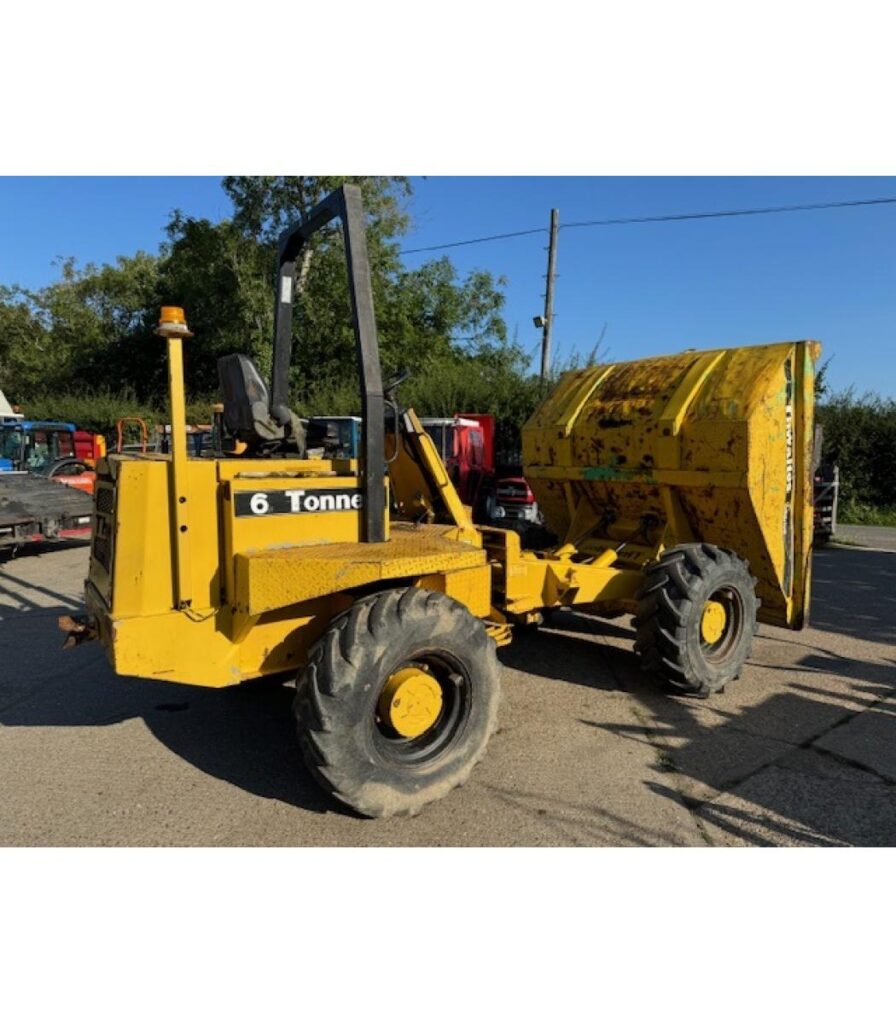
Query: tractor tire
633,543,758,698
294,587,501,818
46,458,90,478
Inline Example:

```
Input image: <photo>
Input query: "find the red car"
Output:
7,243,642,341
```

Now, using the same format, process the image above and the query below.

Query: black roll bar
270,184,385,544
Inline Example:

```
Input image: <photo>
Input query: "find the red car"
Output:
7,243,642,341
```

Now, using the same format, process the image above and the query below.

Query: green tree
817,389,896,511
148,216,274,394
1,253,159,399
166,177,509,407
223,175,412,244
0,285,54,395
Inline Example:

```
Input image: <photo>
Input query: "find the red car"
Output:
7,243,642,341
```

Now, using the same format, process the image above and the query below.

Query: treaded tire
294,588,501,818
633,544,758,698
46,458,90,478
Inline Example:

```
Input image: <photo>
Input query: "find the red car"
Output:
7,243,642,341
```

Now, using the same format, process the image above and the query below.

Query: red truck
420,414,496,518
492,475,541,526
418,413,548,539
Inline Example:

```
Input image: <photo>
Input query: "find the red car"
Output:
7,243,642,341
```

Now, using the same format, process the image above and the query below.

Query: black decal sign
234,488,364,517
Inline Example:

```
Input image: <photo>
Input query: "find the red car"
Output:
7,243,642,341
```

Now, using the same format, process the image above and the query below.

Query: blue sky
1,176,893,396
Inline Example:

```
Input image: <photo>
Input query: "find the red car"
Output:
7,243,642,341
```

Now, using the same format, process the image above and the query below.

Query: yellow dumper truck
68,185,818,817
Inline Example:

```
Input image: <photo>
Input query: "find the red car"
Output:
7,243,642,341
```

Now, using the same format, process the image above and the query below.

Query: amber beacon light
155,306,194,338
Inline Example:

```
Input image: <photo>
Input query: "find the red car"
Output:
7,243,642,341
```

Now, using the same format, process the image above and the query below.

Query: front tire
294,588,501,818
634,544,758,697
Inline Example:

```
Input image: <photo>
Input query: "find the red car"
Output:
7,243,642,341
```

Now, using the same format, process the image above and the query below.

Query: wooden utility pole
540,208,559,381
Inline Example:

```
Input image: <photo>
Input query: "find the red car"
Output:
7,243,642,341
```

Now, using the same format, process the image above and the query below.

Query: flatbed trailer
0,471,93,551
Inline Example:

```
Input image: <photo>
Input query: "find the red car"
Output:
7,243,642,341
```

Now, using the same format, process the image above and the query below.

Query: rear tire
294,588,501,818
634,544,758,697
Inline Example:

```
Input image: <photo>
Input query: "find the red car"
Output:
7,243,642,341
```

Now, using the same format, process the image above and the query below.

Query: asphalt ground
1,535,894,846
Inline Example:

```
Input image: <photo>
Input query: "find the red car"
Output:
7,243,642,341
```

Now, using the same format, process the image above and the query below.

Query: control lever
384,369,410,464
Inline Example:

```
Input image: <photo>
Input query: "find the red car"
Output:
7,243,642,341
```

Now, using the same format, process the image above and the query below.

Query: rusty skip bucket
522,340,820,628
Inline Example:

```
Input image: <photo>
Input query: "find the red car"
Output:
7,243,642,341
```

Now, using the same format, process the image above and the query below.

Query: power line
562,196,896,230
400,226,546,255
398,195,896,256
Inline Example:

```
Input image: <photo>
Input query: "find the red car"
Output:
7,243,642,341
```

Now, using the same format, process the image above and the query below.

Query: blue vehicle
0,419,80,473
305,415,361,459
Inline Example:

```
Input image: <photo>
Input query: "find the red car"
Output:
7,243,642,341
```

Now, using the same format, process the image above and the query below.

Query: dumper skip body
522,340,818,629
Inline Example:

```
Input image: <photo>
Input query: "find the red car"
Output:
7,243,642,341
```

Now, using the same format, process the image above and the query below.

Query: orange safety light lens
159,306,186,326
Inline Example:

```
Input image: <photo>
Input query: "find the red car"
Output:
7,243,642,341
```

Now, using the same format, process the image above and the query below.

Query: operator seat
217,353,306,456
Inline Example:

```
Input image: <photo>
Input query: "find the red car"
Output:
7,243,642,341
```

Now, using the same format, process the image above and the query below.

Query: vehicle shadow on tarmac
596,670,896,846
575,548,896,846
498,609,637,693
0,569,338,815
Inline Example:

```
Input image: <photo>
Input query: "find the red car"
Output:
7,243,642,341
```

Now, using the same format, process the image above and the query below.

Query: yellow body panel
415,564,492,619
87,452,491,687
86,588,344,687
235,522,486,616
91,456,222,617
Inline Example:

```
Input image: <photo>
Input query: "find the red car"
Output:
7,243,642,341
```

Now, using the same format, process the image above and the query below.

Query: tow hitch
58,614,97,649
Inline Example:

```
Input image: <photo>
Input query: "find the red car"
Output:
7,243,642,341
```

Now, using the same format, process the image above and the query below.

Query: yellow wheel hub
378,666,443,739
701,599,728,645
